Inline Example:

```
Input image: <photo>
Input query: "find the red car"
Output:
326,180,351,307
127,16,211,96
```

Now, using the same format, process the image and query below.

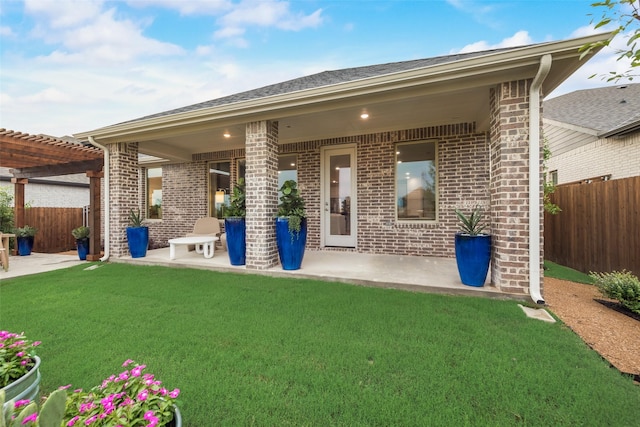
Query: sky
0,0,635,137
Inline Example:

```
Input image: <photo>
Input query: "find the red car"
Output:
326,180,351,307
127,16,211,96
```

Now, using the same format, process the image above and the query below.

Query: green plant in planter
454,205,487,235
224,178,246,218
1,388,67,427
277,180,306,234
0,330,41,389
13,226,37,238
71,226,90,240
129,209,144,227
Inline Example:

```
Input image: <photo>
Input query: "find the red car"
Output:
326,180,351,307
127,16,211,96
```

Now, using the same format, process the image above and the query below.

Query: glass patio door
322,146,357,247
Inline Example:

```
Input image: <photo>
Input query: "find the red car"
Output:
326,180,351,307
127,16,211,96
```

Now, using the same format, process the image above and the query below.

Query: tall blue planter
17,237,34,256
455,233,491,287
276,217,307,270
76,238,90,260
126,227,149,258
224,217,246,266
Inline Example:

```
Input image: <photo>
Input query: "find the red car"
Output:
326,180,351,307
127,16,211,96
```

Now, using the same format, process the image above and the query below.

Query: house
543,84,640,184
75,33,609,303
0,167,90,208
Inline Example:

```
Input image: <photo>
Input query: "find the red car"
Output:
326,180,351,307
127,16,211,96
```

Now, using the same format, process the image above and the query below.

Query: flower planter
126,226,149,258
455,233,491,287
276,217,307,270
1,355,41,408
170,405,182,427
17,236,34,256
224,217,246,266
76,238,90,260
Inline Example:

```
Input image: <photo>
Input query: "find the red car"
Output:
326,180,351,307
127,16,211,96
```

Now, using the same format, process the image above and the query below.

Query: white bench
168,236,218,260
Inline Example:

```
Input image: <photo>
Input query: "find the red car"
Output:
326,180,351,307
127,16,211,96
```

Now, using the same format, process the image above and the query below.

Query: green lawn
544,260,594,284
1,263,638,426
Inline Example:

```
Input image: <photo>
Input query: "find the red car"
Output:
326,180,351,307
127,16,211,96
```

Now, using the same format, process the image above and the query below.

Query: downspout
88,136,110,262
528,54,552,305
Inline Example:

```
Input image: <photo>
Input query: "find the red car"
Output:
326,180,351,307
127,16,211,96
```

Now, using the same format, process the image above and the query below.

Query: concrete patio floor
1,248,526,301
115,246,524,300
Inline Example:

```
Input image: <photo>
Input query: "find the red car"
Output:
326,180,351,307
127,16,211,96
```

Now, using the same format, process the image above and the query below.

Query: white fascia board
542,118,599,136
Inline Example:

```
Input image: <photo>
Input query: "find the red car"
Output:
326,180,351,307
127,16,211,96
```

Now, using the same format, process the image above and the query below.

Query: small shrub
590,270,640,315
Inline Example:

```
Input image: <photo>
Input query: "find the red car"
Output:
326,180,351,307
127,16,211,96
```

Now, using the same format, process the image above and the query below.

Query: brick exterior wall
108,142,139,257
546,131,640,184
489,80,542,294
245,120,279,269
109,82,540,295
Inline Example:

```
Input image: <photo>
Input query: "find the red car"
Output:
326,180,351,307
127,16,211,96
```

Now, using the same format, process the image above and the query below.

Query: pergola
0,128,104,260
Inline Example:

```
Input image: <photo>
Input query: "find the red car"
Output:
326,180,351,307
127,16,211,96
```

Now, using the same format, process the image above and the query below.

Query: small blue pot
126,227,149,258
17,236,34,256
225,217,246,266
76,238,90,260
455,233,491,287
276,217,307,270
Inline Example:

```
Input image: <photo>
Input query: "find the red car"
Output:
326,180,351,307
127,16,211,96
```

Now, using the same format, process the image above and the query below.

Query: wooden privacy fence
25,207,84,253
544,176,640,276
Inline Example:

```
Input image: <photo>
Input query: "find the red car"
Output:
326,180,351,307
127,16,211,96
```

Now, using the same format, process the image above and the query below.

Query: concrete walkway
0,252,87,280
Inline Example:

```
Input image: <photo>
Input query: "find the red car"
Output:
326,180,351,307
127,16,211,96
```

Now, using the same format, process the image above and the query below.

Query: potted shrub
0,331,42,406
71,226,90,261
126,209,149,258
454,205,491,287
13,226,37,256
224,178,246,266
275,180,307,270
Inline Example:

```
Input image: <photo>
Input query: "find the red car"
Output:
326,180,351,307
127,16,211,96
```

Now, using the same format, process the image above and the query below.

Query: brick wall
546,131,640,183
108,142,139,257
489,80,541,294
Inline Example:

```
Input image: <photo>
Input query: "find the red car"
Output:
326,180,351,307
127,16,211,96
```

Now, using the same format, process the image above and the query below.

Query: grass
544,260,594,284
2,263,639,426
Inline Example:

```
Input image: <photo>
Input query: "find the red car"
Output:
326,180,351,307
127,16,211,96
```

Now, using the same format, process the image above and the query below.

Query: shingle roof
120,47,516,125
543,83,640,135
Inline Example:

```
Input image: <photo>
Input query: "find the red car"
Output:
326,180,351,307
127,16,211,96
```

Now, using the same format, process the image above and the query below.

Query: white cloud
126,0,232,16
25,0,104,29
217,0,323,37
0,26,13,36
454,30,534,53
20,87,72,104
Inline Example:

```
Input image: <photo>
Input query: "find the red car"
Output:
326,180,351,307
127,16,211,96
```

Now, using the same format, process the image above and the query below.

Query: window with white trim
396,141,437,221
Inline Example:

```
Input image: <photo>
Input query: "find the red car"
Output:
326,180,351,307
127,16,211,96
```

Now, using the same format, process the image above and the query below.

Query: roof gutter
529,54,552,305
87,136,110,262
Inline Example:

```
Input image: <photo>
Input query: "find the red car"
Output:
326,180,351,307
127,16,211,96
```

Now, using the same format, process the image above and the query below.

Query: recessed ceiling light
290,163,295,167
223,132,231,138
360,113,369,119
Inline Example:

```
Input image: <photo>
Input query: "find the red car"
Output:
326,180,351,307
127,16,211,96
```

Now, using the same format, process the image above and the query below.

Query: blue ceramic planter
224,218,246,266
276,217,307,270
17,237,34,256
126,227,149,258
76,238,89,260
455,233,491,287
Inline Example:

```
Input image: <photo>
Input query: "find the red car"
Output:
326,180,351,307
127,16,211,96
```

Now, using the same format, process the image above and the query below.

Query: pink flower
137,389,149,401
84,415,98,425
59,384,72,390
32,341,41,347
144,411,159,427
20,360,28,366
118,371,129,381
131,364,146,377
67,416,79,426
169,388,180,398
122,359,134,367
21,413,38,424
14,399,30,409
16,351,25,357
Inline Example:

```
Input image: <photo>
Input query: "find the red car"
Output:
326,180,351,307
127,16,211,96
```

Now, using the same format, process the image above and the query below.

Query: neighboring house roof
543,84,640,137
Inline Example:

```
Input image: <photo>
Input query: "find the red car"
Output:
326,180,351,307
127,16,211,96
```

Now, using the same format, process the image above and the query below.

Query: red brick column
489,80,541,295
245,120,279,269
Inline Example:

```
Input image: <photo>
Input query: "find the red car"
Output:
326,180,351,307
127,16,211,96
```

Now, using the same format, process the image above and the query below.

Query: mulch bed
595,299,640,322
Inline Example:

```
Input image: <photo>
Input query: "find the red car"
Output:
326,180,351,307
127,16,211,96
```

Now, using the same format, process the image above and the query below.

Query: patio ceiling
75,33,610,164
0,129,103,178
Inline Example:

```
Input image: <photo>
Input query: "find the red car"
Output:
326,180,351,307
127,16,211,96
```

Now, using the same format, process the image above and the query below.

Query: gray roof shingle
120,47,518,125
543,83,640,135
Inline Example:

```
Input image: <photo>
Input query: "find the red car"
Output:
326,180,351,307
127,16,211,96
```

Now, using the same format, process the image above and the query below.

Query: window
550,170,558,186
147,168,162,219
278,154,297,192
209,161,230,218
396,141,437,221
